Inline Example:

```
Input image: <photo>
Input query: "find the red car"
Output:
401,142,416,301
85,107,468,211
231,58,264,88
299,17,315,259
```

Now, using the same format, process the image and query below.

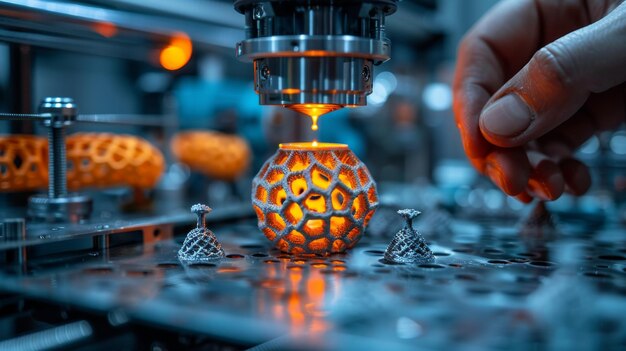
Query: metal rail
0,112,174,127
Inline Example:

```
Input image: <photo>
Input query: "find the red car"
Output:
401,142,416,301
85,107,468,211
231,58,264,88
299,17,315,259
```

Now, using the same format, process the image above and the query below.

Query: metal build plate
0,210,625,350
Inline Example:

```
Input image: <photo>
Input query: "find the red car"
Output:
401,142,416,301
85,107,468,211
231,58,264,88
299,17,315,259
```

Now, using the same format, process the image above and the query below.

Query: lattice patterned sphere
171,130,251,181
252,142,378,255
0,135,48,191
0,133,164,192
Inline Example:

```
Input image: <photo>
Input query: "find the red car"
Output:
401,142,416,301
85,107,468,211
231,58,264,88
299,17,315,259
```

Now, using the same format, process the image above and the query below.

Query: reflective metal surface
254,56,372,106
0,202,624,350
236,35,391,62
27,193,93,223
235,0,398,107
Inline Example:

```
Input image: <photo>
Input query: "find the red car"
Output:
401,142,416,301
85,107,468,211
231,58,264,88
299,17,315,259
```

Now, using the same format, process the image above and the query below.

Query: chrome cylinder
234,0,398,107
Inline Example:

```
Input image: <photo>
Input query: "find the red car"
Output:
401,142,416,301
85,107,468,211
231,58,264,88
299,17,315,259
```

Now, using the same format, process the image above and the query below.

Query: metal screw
253,5,265,19
362,65,371,82
261,65,270,80
48,126,66,198
39,97,76,199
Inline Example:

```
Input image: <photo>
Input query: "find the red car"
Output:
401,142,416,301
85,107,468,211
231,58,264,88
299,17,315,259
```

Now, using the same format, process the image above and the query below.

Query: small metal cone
178,228,224,262
519,202,559,236
384,226,434,264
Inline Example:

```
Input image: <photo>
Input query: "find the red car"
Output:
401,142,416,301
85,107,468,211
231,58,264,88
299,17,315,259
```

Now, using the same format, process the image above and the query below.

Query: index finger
453,0,541,161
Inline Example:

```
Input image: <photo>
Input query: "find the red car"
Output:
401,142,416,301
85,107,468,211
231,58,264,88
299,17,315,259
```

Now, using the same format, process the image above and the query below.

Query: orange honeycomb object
0,135,48,191
170,130,251,181
0,133,164,191
252,142,378,255
65,133,164,190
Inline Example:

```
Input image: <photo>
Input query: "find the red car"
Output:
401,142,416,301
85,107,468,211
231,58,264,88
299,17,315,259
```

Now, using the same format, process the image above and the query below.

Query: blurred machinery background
0,0,625,350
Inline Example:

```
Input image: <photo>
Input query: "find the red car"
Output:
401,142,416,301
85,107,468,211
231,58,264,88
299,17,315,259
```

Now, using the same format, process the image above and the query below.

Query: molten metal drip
285,104,342,131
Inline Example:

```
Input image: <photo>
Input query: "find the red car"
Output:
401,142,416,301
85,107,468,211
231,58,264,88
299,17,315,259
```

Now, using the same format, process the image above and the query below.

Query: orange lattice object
171,130,251,181
0,135,48,191
66,133,164,190
0,133,164,191
252,142,378,255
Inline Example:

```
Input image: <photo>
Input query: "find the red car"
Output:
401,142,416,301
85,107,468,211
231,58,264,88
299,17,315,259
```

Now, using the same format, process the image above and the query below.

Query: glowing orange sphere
252,142,378,255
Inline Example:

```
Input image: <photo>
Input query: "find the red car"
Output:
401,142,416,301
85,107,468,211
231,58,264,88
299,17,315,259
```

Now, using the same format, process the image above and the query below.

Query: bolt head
253,5,265,19
260,65,270,80
361,66,371,82
39,97,77,127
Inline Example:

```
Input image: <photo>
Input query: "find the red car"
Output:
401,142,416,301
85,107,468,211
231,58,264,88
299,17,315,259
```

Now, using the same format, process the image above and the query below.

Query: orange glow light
171,32,192,56
282,88,301,94
92,22,117,38
159,32,192,71
279,142,347,151
160,46,187,71
285,104,342,131
302,50,329,57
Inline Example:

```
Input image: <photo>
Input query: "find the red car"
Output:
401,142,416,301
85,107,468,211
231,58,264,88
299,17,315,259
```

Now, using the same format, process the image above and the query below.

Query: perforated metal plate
0,209,625,350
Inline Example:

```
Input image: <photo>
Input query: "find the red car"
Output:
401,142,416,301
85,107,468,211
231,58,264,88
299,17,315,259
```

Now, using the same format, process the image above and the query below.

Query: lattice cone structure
519,201,560,238
384,209,434,264
178,204,225,263
0,133,164,191
171,130,251,181
252,143,378,255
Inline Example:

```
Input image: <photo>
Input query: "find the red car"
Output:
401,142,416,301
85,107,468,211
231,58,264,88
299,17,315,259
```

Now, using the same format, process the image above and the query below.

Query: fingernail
481,94,532,137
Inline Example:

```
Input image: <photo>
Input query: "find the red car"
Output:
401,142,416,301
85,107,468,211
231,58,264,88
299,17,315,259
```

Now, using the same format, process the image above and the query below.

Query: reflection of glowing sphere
252,143,378,255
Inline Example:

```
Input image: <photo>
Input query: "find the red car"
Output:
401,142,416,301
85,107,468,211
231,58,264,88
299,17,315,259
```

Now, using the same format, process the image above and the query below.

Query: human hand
453,0,626,202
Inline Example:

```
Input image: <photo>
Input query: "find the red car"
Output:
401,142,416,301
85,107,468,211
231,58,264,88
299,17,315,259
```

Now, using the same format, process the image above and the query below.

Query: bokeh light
159,32,192,71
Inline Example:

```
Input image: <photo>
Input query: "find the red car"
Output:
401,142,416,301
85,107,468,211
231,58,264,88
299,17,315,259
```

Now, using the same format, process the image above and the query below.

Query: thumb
479,2,626,147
